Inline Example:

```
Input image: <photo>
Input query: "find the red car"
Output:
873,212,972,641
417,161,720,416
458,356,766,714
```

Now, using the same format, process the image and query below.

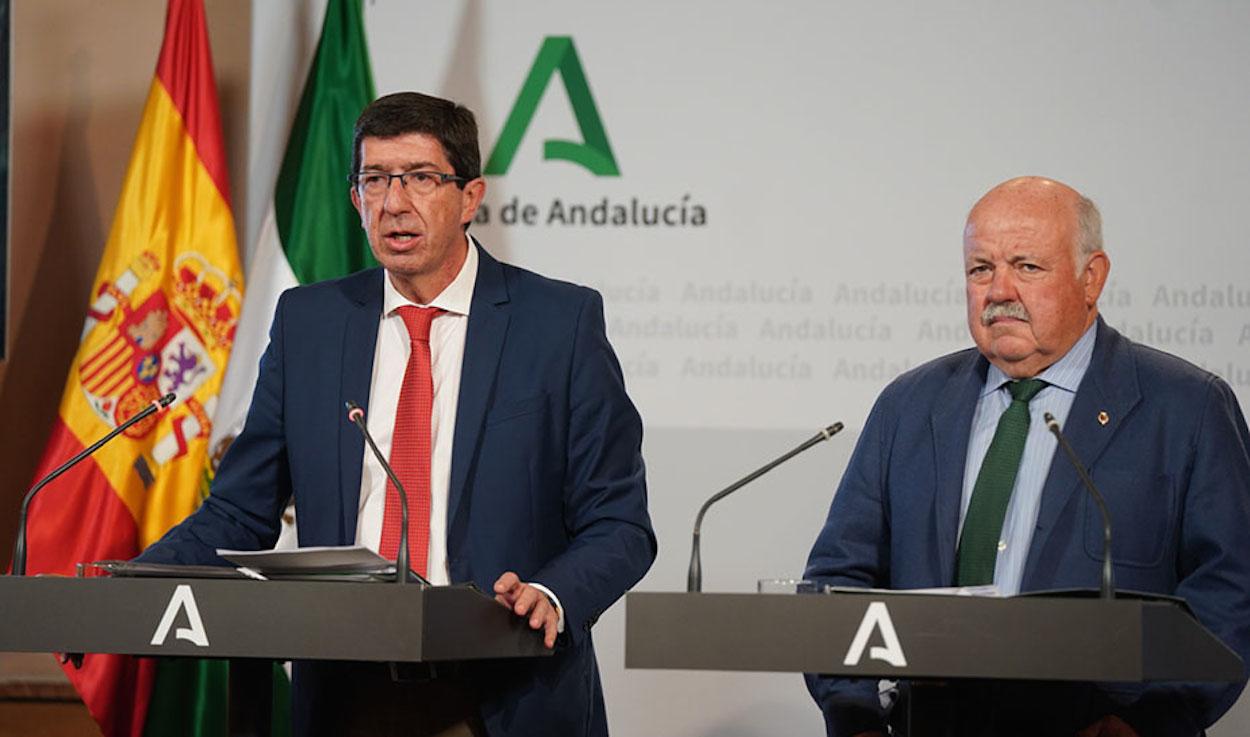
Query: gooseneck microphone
11,392,176,577
687,422,844,593
345,400,428,587
1043,412,1115,600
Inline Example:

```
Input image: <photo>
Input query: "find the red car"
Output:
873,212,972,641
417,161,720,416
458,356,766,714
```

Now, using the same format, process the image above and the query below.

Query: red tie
378,305,441,576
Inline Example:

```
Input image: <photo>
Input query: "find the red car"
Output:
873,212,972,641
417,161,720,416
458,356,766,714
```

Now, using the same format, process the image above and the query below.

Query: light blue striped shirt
958,322,1097,596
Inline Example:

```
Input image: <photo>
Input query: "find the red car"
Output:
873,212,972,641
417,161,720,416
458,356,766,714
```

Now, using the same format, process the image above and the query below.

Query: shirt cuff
526,581,566,633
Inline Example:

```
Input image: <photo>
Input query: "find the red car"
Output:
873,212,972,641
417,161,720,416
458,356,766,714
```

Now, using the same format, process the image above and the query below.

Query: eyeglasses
348,169,469,198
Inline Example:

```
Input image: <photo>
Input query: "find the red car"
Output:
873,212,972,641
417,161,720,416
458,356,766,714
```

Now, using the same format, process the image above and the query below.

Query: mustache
981,301,1030,325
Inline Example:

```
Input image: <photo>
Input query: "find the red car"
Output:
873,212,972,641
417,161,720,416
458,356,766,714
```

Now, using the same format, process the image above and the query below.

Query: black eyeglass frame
347,169,470,194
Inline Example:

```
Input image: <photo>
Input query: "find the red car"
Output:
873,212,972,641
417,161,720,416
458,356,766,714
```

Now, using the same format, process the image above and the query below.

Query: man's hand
493,571,559,649
1076,715,1140,737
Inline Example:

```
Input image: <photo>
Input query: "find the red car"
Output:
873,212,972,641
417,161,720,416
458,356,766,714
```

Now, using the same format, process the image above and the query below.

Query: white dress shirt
355,239,476,582
354,237,563,628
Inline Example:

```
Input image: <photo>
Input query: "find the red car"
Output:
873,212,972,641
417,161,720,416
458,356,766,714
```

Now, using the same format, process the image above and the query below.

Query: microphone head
818,422,844,441
158,393,177,408
345,400,365,424
1043,411,1060,431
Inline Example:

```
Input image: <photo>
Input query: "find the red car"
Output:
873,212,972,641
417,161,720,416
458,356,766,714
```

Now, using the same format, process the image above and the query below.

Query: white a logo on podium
150,584,210,647
843,601,907,667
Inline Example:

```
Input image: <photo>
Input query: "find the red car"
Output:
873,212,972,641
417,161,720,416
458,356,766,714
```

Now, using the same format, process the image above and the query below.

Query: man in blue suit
138,92,656,736
805,177,1250,737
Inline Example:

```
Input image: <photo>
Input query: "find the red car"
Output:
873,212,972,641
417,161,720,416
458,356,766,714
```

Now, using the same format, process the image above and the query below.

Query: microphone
1043,412,1115,600
11,392,176,577
344,400,428,587
687,422,844,593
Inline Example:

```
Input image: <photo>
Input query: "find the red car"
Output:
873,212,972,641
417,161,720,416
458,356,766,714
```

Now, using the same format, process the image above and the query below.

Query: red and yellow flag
25,0,241,734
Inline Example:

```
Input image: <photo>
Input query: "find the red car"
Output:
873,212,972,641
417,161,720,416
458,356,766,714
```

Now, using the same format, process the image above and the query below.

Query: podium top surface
0,575,550,662
625,591,1243,683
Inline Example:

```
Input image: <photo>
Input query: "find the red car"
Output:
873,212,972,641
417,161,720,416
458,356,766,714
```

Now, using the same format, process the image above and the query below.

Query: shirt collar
382,235,478,317
980,320,1098,397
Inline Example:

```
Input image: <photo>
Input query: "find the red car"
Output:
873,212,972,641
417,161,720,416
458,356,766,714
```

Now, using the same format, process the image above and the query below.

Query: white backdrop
248,2,1250,734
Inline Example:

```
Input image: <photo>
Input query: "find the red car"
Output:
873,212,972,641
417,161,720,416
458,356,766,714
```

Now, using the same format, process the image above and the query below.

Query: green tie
955,378,1047,586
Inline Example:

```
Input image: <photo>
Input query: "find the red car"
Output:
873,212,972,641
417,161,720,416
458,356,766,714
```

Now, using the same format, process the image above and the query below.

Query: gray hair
1075,195,1103,265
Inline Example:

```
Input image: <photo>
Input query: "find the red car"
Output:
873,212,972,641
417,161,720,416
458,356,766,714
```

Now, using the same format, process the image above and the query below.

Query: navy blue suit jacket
805,318,1250,736
139,246,657,736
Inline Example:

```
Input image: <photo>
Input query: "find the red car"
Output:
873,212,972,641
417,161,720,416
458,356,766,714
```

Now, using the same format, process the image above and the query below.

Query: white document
827,585,1002,597
216,545,395,575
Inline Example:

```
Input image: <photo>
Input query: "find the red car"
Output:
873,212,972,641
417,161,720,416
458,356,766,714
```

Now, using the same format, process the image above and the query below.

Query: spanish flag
24,1,242,734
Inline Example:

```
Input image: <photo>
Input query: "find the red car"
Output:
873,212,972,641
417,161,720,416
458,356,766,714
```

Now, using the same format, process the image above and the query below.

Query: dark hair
351,92,481,186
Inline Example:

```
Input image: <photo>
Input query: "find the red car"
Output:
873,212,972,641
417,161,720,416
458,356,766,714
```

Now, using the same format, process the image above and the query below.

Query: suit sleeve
529,290,657,648
135,291,294,565
1110,377,1250,735
803,391,898,736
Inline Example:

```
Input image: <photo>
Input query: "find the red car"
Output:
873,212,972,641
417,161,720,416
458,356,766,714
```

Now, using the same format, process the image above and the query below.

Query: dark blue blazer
805,318,1250,737
139,247,657,736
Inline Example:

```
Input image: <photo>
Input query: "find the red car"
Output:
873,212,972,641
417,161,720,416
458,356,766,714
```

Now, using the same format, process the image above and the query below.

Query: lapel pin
1097,411,1110,426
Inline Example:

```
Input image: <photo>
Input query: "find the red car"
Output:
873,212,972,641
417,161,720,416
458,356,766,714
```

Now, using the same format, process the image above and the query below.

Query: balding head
967,177,1103,270
962,177,1111,378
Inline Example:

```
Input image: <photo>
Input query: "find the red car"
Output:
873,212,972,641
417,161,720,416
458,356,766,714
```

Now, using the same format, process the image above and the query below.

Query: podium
626,591,1243,735
0,575,549,736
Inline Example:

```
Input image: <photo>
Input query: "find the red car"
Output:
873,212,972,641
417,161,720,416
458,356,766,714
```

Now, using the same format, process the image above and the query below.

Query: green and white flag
209,0,376,482
163,5,375,729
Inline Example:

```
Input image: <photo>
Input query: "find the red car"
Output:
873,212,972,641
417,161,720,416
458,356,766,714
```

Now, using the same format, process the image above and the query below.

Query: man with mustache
804,177,1250,736
138,92,656,736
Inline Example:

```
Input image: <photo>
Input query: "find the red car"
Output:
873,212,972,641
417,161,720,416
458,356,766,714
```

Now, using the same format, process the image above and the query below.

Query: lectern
626,591,1243,735
0,575,549,736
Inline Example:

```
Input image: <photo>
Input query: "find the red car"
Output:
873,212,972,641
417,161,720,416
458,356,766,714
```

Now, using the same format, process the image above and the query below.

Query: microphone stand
687,422,843,592
11,393,176,577
1044,412,1115,600
346,400,424,587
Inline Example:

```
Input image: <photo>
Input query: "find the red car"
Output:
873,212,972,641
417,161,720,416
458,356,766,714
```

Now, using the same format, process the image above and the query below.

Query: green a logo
485,37,619,176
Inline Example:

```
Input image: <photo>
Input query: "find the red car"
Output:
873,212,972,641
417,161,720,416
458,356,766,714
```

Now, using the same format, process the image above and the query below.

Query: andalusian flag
208,0,376,462
24,1,241,735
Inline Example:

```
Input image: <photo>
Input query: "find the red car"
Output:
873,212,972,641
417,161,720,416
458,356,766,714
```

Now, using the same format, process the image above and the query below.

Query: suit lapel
337,269,384,542
448,247,511,533
1023,319,1141,581
931,351,990,584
